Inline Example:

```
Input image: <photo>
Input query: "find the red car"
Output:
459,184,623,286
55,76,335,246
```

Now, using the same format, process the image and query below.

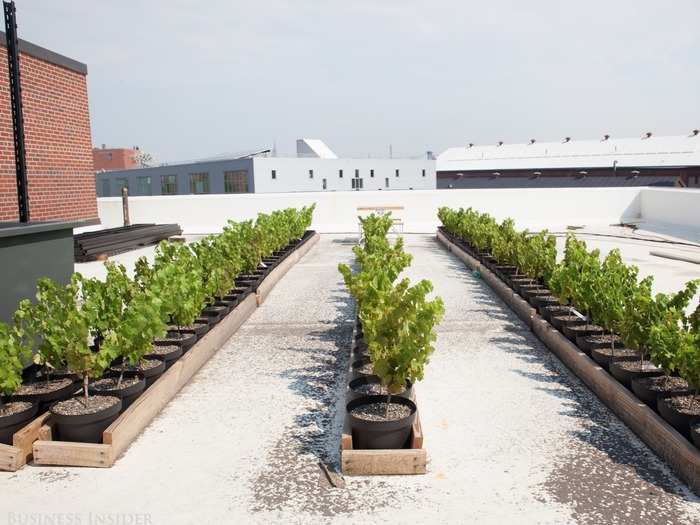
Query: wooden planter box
340,319,427,476
341,399,426,475
436,229,700,495
1,232,320,471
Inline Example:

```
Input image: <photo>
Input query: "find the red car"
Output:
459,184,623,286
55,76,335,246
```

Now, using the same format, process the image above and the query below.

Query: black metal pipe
3,0,29,223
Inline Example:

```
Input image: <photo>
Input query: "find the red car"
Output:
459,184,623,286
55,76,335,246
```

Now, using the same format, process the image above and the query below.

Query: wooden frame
3,232,319,470
341,400,426,475
436,229,700,495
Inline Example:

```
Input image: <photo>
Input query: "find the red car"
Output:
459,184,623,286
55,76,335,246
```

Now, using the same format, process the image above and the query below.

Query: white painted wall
640,188,700,228
96,187,643,234
252,158,435,193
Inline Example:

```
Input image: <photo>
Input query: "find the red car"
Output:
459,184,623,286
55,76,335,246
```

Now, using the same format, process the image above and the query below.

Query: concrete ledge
436,230,700,495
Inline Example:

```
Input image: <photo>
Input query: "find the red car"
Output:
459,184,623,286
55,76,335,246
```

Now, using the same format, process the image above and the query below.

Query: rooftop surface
5,232,700,524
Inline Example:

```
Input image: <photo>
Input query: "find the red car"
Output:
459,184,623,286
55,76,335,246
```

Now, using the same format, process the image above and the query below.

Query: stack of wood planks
74,224,182,262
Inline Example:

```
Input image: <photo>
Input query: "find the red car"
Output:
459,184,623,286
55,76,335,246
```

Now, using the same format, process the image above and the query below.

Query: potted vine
347,278,444,449
0,323,38,444
610,276,664,388
150,242,202,346
11,279,82,412
588,250,640,368
654,282,700,434
42,275,121,443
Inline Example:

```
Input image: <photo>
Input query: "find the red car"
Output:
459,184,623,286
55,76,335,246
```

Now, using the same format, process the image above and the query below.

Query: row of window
100,171,248,196
271,168,427,180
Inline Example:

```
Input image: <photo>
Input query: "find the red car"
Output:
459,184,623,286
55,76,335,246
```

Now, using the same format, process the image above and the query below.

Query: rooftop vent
529,139,536,145
602,134,610,141
497,141,504,147
491,172,501,178
562,137,571,143
642,132,652,139
467,143,474,148
691,129,699,137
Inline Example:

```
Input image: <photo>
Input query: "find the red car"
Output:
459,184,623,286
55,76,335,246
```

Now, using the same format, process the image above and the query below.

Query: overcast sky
14,0,700,162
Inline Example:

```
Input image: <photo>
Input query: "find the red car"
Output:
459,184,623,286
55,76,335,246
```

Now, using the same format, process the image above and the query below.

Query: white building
96,139,436,196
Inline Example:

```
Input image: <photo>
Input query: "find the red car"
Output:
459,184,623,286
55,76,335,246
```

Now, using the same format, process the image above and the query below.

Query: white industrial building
96,139,436,196
437,131,700,188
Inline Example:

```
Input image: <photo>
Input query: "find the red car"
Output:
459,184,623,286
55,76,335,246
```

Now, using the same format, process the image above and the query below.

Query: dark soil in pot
110,358,166,389
609,360,663,388
516,283,541,296
526,289,553,307
631,376,692,408
170,322,209,338
347,394,417,449
351,357,374,378
520,286,547,301
146,344,183,370
658,396,700,436
11,378,77,413
590,347,639,370
89,373,146,412
532,295,560,312
155,331,197,352
234,278,255,291
494,265,517,278
550,314,586,332
568,325,606,349
541,305,571,322
348,375,413,401
0,401,38,445
50,395,122,443
580,334,623,352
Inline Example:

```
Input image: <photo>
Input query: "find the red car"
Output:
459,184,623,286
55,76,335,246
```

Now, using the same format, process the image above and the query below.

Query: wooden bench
356,206,405,236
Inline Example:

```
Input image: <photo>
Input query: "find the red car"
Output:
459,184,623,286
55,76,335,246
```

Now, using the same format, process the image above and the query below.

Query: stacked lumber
74,224,182,262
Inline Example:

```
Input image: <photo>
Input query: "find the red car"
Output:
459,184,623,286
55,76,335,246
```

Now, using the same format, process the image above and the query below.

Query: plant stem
385,393,392,419
82,376,89,405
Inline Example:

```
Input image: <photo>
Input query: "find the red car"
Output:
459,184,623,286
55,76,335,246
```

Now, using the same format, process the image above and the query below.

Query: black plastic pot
11,378,78,413
579,334,623,353
201,305,227,326
532,295,560,312
348,376,413,401
347,395,417,449
540,305,571,323
526,289,553,307
0,401,38,445
351,357,374,378
609,360,663,388
658,396,700,436
213,300,233,315
631,376,693,408
550,314,585,332
173,322,209,338
520,286,546,300
146,344,183,370
50,396,122,443
590,347,639,370
110,358,166,389
569,325,606,349
155,331,197,352
89,373,146,412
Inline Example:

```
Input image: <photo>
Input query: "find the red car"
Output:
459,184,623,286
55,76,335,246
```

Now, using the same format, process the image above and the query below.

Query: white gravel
1,234,699,525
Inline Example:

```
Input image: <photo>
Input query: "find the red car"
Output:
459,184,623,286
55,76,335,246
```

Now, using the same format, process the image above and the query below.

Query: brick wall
93,147,138,171
0,41,97,223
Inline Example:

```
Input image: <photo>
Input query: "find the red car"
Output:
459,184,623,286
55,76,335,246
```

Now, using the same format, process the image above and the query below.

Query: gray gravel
0,234,699,525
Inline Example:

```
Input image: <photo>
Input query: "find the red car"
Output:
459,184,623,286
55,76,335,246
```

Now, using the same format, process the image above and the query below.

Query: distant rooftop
438,131,700,172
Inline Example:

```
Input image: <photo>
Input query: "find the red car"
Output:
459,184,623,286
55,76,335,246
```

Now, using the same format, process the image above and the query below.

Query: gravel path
1,234,699,524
